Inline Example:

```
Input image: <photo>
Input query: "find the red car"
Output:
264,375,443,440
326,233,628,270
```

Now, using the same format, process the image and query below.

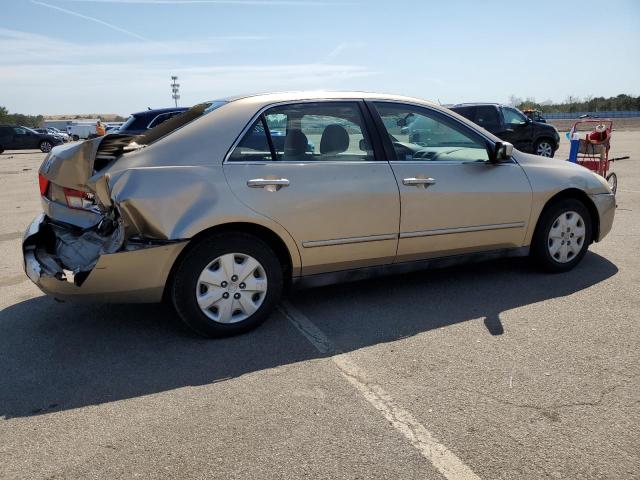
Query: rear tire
171,233,283,338
39,140,53,153
72,135,79,141
531,198,592,272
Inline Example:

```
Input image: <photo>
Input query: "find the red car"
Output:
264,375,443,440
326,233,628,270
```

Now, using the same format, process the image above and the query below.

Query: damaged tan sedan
23,92,616,337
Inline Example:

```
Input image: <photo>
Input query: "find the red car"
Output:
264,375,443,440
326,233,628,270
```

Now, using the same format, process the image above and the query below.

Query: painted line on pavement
280,301,481,480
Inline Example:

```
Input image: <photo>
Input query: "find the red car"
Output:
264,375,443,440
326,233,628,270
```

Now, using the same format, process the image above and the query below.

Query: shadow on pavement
0,252,617,418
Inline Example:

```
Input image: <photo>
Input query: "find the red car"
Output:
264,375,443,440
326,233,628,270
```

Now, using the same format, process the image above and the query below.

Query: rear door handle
247,178,290,191
403,177,436,187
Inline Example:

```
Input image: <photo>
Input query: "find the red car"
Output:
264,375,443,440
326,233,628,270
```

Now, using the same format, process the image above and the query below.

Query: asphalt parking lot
1,134,638,479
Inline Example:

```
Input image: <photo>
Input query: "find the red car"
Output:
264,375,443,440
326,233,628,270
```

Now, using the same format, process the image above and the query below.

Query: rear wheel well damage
533,188,600,244
162,222,294,302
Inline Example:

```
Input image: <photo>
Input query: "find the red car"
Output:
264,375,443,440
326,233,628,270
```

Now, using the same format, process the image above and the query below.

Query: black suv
118,107,189,136
449,103,560,157
0,125,64,154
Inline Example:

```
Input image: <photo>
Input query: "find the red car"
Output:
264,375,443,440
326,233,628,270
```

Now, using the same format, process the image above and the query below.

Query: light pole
171,76,180,107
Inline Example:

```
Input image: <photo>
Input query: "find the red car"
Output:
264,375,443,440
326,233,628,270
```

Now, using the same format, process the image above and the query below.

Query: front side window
13,127,27,135
502,107,528,126
374,103,490,162
228,102,374,162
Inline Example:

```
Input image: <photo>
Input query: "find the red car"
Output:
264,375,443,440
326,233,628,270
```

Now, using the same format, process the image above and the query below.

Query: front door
500,106,534,152
11,127,33,149
370,102,532,262
224,101,400,275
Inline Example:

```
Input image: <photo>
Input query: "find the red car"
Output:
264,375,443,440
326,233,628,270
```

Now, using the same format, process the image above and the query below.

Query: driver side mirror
492,141,513,162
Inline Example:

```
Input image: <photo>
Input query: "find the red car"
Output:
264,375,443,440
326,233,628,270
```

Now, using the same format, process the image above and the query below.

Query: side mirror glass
493,141,513,162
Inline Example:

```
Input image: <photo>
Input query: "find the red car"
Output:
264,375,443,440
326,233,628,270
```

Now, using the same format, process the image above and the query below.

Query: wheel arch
162,221,296,302
532,188,600,245
534,135,557,149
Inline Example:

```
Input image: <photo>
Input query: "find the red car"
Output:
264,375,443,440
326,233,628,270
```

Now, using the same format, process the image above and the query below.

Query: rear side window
228,102,374,162
450,106,475,120
227,119,273,162
473,106,500,129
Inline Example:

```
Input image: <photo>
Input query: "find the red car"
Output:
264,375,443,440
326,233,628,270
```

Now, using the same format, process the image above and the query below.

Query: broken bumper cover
23,214,187,303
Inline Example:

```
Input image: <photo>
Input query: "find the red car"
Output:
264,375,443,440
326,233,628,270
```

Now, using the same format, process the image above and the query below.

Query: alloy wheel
195,252,268,324
547,211,586,263
41,141,52,153
536,141,553,157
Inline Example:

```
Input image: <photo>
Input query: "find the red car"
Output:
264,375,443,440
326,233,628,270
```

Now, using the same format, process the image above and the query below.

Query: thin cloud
60,0,354,5
0,27,268,64
30,0,149,41
322,41,366,63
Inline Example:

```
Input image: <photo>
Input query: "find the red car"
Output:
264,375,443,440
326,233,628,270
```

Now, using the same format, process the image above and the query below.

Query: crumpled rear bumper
23,215,187,303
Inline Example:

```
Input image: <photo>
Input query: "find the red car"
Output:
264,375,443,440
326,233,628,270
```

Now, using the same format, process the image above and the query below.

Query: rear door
471,105,502,136
369,101,532,262
224,101,400,275
0,126,13,148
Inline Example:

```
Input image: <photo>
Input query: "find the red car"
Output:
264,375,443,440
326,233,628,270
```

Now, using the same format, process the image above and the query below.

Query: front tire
171,233,283,337
531,198,592,272
39,140,53,153
534,138,555,158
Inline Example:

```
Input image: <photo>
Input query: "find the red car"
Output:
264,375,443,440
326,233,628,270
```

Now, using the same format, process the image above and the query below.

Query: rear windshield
135,101,227,145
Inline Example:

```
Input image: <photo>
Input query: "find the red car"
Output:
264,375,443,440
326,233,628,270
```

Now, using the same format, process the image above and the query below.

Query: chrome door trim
400,222,525,239
302,233,397,248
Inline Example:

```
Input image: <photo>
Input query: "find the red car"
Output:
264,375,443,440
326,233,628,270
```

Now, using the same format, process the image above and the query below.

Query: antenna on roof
438,98,442,105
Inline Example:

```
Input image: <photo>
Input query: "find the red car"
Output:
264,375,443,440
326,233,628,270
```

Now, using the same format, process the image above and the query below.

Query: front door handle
403,177,436,188
247,178,290,192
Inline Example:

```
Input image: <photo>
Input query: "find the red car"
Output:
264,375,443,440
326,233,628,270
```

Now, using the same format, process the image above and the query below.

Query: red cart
570,118,617,193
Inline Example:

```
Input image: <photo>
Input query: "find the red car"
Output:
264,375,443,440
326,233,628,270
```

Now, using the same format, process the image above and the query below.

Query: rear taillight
63,187,96,210
38,174,49,196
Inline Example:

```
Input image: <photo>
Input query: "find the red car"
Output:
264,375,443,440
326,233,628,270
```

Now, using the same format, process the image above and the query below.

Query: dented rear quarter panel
97,100,302,275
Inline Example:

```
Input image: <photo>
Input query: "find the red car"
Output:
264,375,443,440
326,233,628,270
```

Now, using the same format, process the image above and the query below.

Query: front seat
284,129,309,161
320,124,349,157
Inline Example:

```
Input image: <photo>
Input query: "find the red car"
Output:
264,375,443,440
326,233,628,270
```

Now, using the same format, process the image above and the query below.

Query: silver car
23,92,616,337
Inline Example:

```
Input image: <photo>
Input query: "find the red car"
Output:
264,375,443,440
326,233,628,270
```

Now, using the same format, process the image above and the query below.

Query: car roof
450,102,502,107
217,91,439,107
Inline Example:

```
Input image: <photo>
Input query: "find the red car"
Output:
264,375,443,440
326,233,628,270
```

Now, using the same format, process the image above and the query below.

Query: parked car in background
23,92,615,338
117,107,189,135
0,125,64,153
522,109,547,123
35,127,70,142
68,123,96,141
449,103,560,157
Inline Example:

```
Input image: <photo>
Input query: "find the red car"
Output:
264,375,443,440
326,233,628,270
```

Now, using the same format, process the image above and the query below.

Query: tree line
0,106,44,128
509,94,640,113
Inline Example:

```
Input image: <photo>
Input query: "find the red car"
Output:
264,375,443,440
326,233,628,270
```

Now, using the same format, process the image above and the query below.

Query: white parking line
279,301,481,480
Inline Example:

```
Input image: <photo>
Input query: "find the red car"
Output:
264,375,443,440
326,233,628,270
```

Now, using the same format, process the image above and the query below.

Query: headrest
320,124,349,155
595,124,606,133
284,129,308,157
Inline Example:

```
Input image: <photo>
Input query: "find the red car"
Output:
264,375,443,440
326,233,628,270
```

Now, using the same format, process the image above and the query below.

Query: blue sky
1,0,639,115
